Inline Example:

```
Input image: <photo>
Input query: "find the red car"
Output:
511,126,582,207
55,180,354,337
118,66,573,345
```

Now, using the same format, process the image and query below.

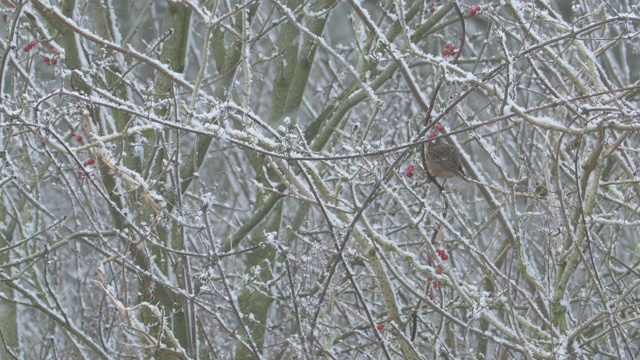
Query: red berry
145,292,151,298
429,4,435,12
435,268,442,275
427,276,433,281
445,44,456,55
85,158,95,166
43,56,50,64
24,45,31,51
376,323,384,330
429,293,434,300
436,124,445,131
386,316,392,323
50,58,57,65
475,5,481,11
23,41,37,52
435,248,442,254
407,164,414,172
441,254,449,261
470,8,477,16
406,171,414,178
442,49,449,56
433,282,438,288
76,135,83,142
429,132,437,139
70,132,75,137
2,14,7,21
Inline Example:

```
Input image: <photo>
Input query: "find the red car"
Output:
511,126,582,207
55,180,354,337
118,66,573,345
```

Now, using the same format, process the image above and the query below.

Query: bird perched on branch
423,141,468,181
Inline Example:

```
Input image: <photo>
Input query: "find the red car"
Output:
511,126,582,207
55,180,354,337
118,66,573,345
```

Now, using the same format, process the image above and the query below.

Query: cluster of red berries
145,275,156,299
23,40,37,52
428,124,445,139
442,43,456,57
427,248,450,300
22,40,58,65
469,5,481,16
375,316,393,331
76,157,96,180
406,164,415,178
435,248,449,261
70,131,83,142
42,56,58,66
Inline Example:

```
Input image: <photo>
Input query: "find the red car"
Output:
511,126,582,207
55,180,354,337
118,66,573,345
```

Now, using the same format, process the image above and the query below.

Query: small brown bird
424,141,467,181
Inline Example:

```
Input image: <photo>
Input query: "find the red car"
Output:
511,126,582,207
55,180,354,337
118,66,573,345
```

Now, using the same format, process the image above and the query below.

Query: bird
423,140,468,181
